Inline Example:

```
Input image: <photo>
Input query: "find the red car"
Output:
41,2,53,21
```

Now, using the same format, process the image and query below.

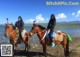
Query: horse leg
24,43,30,51
11,40,18,56
63,38,69,57
24,39,30,52
24,43,27,51
42,44,47,57
27,43,30,52
64,38,69,57
22,37,30,51
10,39,14,56
25,35,30,52
13,39,18,51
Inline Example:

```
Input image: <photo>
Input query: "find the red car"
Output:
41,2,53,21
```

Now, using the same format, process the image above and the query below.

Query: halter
10,30,15,35
37,30,45,34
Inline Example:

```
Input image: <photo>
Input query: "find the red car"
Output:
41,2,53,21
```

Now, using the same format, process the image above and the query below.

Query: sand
0,37,80,57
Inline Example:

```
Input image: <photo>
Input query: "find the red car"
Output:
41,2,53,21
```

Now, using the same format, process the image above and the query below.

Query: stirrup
51,43,55,48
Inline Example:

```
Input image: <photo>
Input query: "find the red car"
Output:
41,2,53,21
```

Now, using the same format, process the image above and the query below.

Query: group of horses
4,23,70,57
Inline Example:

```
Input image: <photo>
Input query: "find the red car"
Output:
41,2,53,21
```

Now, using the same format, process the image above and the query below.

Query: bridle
5,24,19,42
30,29,46,41
10,30,15,35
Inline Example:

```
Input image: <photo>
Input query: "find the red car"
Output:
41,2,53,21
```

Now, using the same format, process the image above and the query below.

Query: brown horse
4,23,30,51
29,24,69,57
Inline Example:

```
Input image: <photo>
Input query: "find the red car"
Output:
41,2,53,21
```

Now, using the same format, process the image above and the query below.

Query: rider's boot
51,38,55,48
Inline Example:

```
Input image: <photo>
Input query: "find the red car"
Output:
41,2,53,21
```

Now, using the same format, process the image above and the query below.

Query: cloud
72,10,80,17
26,14,45,23
35,14,44,23
75,10,80,17
72,13,75,16
26,13,67,23
26,19,34,23
56,13,67,19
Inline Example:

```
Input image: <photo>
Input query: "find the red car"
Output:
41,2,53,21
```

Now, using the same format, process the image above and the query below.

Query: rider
15,16,24,43
47,14,56,48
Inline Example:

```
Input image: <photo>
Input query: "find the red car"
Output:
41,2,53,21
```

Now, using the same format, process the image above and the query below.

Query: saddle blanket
46,30,64,42
21,29,27,38
54,33,63,41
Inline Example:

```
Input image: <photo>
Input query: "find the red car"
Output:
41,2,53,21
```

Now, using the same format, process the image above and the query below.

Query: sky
0,0,80,24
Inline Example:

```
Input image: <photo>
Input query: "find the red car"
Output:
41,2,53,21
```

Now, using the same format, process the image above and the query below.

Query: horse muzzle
4,33,9,38
4,33,7,37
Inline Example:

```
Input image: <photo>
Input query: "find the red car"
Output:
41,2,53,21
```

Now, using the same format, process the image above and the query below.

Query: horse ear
33,20,36,26
10,23,12,25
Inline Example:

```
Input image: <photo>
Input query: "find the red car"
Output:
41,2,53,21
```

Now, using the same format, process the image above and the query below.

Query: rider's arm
20,21,24,29
15,22,17,27
51,19,56,29
47,19,51,30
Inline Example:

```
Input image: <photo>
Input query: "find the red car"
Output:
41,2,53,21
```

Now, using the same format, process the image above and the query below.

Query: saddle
15,28,27,44
21,29,27,38
46,30,64,42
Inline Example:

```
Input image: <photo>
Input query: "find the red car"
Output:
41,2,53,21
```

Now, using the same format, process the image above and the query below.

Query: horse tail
66,35,69,55
66,34,72,42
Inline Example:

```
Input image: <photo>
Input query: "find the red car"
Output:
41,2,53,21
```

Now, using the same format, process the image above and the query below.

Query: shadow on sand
0,49,55,57
14,50,55,57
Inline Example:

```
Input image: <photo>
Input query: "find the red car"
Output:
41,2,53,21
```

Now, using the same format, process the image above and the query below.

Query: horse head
29,25,46,36
4,23,15,37
29,25,37,36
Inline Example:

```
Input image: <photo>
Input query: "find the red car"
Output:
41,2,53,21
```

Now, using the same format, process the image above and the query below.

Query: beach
0,25,80,57
0,0,80,57
0,37,80,57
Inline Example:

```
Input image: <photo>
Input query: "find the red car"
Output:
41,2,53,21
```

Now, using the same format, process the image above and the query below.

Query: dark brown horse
4,24,30,51
29,25,69,57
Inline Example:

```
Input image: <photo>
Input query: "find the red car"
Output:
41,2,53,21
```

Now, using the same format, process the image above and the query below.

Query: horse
29,24,70,57
4,23,30,51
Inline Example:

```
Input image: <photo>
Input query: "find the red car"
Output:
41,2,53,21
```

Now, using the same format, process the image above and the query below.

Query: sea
0,25,80,46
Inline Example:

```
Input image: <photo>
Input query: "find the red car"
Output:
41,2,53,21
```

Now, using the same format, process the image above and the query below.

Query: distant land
24,21,80,28
0,21,80,28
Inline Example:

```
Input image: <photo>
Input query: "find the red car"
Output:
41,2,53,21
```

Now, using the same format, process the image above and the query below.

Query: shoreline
0,37,80,57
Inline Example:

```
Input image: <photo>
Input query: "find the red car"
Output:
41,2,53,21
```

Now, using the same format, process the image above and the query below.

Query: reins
10,30,15,35
37,30,47,41
40,30,47,41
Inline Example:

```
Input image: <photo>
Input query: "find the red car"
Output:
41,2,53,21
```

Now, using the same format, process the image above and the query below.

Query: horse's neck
11,25,15,30
10,28,15,32
37,29,46,39
10,27,16,34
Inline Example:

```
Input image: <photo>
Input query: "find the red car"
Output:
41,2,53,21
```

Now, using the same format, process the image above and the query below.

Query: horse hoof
14,47,18,51
65,56,70,57
45,55,47,57
25,48,29,52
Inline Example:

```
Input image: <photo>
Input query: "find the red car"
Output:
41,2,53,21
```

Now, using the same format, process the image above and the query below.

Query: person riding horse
15,16,24,43
47,14,56,47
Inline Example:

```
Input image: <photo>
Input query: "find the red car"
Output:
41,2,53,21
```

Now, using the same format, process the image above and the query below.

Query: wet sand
0,37,80,57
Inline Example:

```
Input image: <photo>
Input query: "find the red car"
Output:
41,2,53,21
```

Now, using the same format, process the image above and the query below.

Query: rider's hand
47,29,50,31
47,29,50,33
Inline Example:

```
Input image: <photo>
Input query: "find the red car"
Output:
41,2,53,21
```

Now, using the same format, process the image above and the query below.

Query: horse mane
8,24,15,30
11,24,15,29
37,25,46,30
